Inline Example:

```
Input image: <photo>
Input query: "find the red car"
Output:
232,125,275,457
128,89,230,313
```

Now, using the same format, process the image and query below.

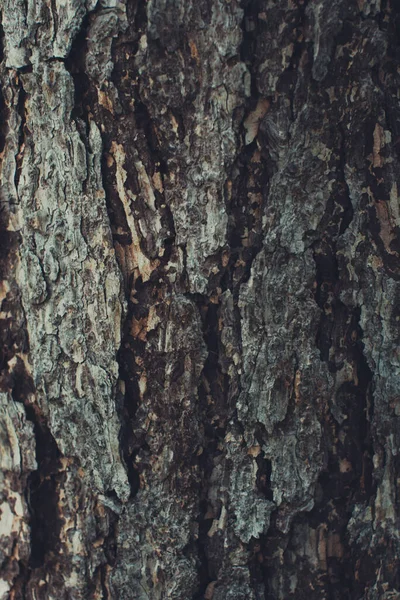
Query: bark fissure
14,81,27,195
191,297,230,599
24,408,62,569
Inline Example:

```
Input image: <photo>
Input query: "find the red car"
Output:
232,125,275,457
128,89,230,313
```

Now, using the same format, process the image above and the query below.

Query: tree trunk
1,0,399,598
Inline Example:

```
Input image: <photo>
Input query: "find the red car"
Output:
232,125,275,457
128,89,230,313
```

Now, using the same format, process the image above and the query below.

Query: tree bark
0,0,400,598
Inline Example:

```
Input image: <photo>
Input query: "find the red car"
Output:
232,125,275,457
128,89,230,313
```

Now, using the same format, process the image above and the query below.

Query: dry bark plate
0,0,399,598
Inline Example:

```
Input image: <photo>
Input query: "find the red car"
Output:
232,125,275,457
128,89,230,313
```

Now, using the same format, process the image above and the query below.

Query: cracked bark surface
1,0,400,598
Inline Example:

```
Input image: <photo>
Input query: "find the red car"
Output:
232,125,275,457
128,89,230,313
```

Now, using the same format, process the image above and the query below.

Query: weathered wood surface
1,0,400,598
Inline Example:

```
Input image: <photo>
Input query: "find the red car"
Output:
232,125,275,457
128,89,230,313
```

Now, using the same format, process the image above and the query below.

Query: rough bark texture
1,0,400,598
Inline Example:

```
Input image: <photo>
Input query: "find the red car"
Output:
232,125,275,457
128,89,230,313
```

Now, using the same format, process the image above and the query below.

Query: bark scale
0,0,399,598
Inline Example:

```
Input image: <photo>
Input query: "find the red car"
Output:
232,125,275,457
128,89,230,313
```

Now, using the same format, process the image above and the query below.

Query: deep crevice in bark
25,412,62,569
117,296,146,499
305,150,376,597
256,451,273,502
306,173,376,598
14,78,27,192
191,297,230,599
9,360,63,570
0,125,62,577
232,0,269,293
0,18,4,64
305,314,375,598
0,83,6,157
